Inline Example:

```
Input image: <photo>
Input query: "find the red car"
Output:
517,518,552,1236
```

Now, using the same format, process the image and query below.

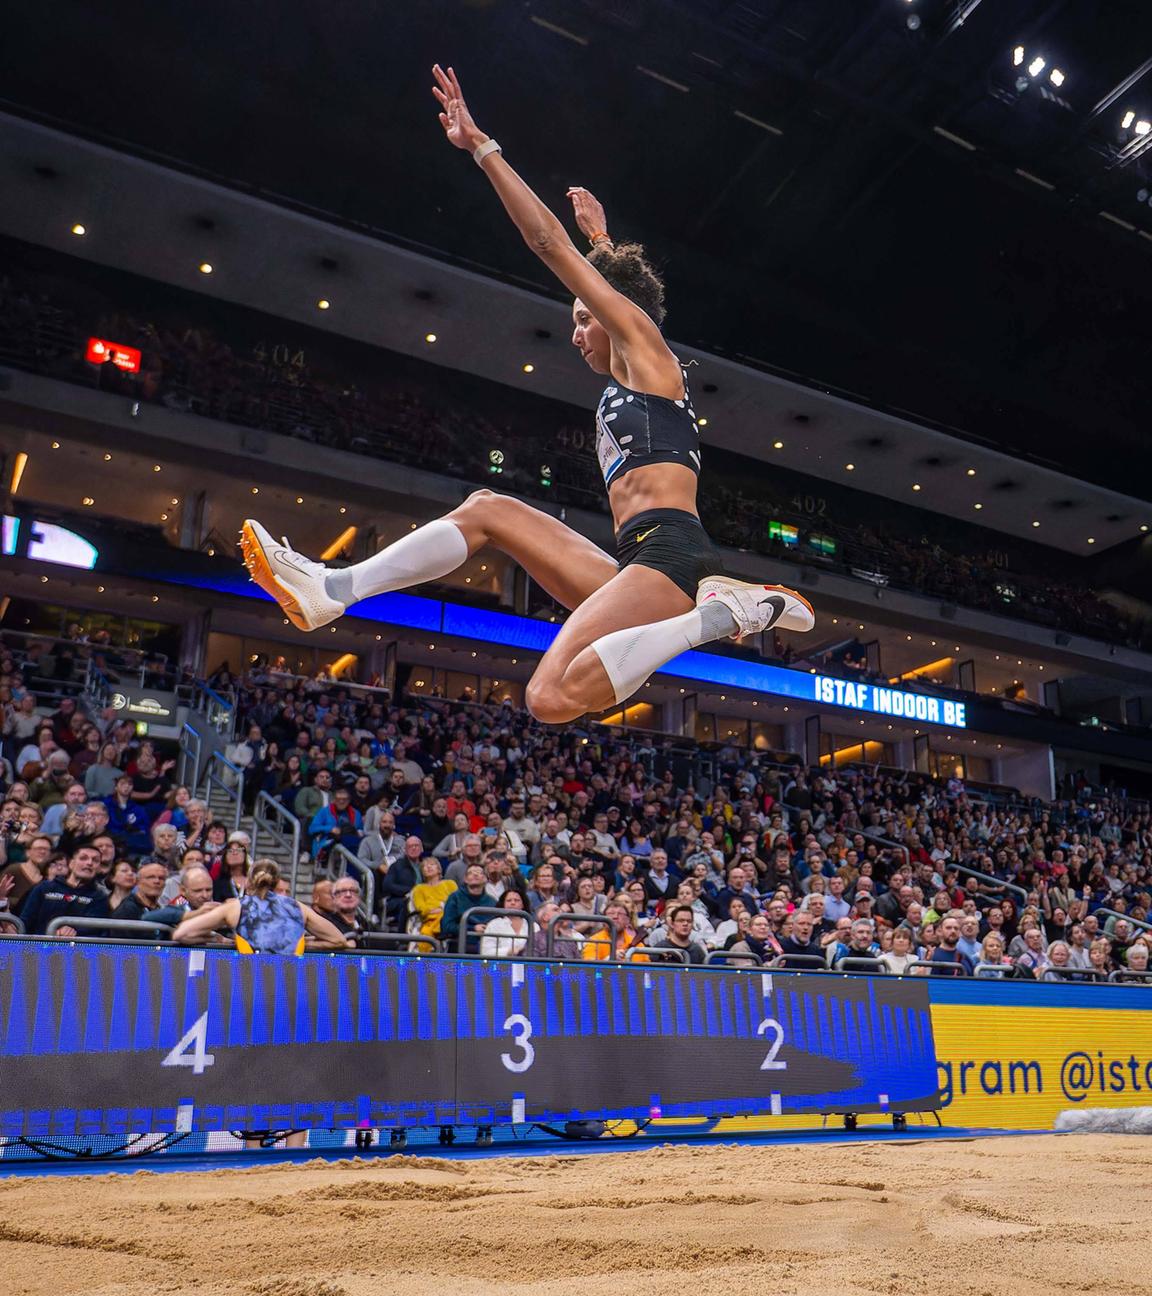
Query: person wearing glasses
328,877,367,946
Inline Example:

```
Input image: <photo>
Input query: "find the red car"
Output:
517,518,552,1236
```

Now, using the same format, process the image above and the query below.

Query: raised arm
432,65,666,356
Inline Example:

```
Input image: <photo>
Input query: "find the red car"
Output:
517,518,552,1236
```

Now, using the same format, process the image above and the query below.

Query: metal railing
0,913,26,934
178,722,203,795
1109,969,1152,984
906,957,966,977
627,944,689,964
359,932,443,954
770,953,829,972
329,843,376,926
252,791,303,897
1094,907,1152,935
705,947,764,966
205,751,244,832
950,863,1028,904
835,956,889,975
45,916,174,940
545,912,610,958
192,682,236,738
453,906,537,957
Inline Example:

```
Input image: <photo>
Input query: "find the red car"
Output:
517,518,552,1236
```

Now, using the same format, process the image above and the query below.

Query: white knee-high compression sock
589,601,738,705
324,519,470,605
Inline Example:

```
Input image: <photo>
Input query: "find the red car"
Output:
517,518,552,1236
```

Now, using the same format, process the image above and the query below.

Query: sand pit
1,1134,1148,1295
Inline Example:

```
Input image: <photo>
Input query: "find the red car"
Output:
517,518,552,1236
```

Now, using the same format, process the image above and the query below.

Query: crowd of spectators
6,625,1149,981
1,261,1145,650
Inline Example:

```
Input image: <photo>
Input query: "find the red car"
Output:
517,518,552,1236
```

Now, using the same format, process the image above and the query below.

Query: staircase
204,782,315,901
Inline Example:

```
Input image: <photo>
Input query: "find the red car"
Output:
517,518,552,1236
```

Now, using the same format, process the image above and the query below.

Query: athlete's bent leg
524,565,816,725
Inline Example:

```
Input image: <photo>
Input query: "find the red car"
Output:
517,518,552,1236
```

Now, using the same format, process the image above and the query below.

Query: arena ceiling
2,1,1152,514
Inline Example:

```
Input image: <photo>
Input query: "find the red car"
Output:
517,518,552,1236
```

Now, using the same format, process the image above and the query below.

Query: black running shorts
614,508,721,599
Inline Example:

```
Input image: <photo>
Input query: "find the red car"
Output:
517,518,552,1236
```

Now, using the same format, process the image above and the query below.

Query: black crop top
594,365,702,488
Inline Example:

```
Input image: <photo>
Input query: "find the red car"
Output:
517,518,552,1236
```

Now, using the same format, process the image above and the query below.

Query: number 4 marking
162,1012,215,1075
757,1017,787,1071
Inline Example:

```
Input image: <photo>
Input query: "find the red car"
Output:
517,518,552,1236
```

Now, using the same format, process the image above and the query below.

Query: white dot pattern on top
594,365,702,488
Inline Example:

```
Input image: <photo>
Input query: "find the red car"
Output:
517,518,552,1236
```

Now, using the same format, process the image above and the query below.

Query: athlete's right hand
567,186,609,241
432,64,487,152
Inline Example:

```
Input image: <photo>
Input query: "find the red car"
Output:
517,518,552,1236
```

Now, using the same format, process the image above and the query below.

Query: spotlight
522,362,535,374
698,417,708,426
912,483,922,491
424,332,438,343
317,299,331,310
845,463,855,471
81,496,94,506
1032,520,1040,527
1141,525,1149,533
1013,46,1025,67
1087,537,1096,544
1027,56,1045,78
198,262,213,275
1123,110,1136,129
773,440,784,449
974,503,983,510
71,223,86,236
1049,68,1065,87
966,467,976,476
1137,121,1152,136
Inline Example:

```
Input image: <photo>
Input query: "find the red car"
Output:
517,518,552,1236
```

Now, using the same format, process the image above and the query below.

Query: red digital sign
85,337,142,373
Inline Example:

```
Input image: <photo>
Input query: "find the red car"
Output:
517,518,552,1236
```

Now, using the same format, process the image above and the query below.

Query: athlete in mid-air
241,64,814,723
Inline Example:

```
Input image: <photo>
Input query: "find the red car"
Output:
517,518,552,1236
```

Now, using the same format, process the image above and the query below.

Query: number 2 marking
161,1012,215,1075
757,1017,787,1071
500,1013,535,1074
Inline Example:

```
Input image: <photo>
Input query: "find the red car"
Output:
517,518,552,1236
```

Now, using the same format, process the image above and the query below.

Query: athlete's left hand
567,186,609,241
432,64,487,152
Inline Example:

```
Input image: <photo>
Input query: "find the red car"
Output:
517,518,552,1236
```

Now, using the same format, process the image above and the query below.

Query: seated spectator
479,890,531,957
377,834,424,929
642,849,679,904
777,909,825,968
83,741,123,800
648,880,716,948
441,862,491,952
582,899,647,963
1014,927,1050,975
926,915,974,976
105,859,138,911
828,918,882,969
650,904,708,964
1124,942,1151,979
40,781,88,839
29,751,77,809
1088,937,1114,979
308,787,362,863
146,822,185,875
878,925,917,975
111,861,170,923
410,856,457,937
19,843,109,936
526,862,560,913
328,876,367,944
728,913,780,966
103,773,151,856
975,932,1013,977
212,840,251,901
530,900,582,959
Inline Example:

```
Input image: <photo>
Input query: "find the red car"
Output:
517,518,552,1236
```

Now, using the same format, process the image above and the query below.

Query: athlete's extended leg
240,490,616,631
524,567,815,725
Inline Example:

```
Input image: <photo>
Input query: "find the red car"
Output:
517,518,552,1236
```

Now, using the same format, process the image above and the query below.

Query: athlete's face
571,299,611,374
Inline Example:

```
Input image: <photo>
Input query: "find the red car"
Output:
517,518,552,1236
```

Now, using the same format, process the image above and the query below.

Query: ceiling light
251,487,259,494
1049,68,1065,87
1122,110,1136,129
425,332,438,344
1087,537,1095,544
1141,525,1149,533
103,452,112,461
1032,520,1040,527
81,496,94,506
296,497,304,504
51,441,60,449
966,468,976,476
170,497,179,506
1012,46,1025,67
698,417,708,427
773,440,784,449
97,586,105,593
845,463,855,471
1027,56,1045,78
152,464,161,472
160,513,168,521
339,506,347,514
151,595,159,603
912,483,921,491
198,262,213,275
317,299,331,310
906,634,912,641
1137,122,1152,137
71,223,86,236
522,363,535,374
974,503,983,510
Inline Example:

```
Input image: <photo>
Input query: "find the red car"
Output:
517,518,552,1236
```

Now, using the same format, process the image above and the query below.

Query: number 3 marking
757,1017,787,1071
162,1012,215,1075
501,1013,535,1073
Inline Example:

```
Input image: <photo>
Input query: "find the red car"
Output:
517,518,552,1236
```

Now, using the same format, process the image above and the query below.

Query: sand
0,1134,1147,1295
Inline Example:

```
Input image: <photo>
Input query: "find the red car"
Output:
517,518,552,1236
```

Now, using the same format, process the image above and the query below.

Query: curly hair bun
587,240,666,326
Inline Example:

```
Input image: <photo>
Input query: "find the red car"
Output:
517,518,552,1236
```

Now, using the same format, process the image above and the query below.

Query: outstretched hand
567,187,609,241
432,64,486,152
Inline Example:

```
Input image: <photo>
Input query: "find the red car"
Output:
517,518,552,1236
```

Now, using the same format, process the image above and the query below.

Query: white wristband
473,138,502,166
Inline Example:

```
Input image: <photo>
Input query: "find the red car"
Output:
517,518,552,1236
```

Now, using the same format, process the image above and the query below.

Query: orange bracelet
589,231,612,245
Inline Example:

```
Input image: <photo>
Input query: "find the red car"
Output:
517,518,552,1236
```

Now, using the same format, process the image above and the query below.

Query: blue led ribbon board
0,942,940,1136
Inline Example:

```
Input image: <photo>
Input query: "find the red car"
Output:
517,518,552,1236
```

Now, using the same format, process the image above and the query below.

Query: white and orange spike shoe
239,519,345,632
696,576,815,638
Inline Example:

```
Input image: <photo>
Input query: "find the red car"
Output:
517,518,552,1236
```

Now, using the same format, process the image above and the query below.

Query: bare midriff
608,461,699,533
